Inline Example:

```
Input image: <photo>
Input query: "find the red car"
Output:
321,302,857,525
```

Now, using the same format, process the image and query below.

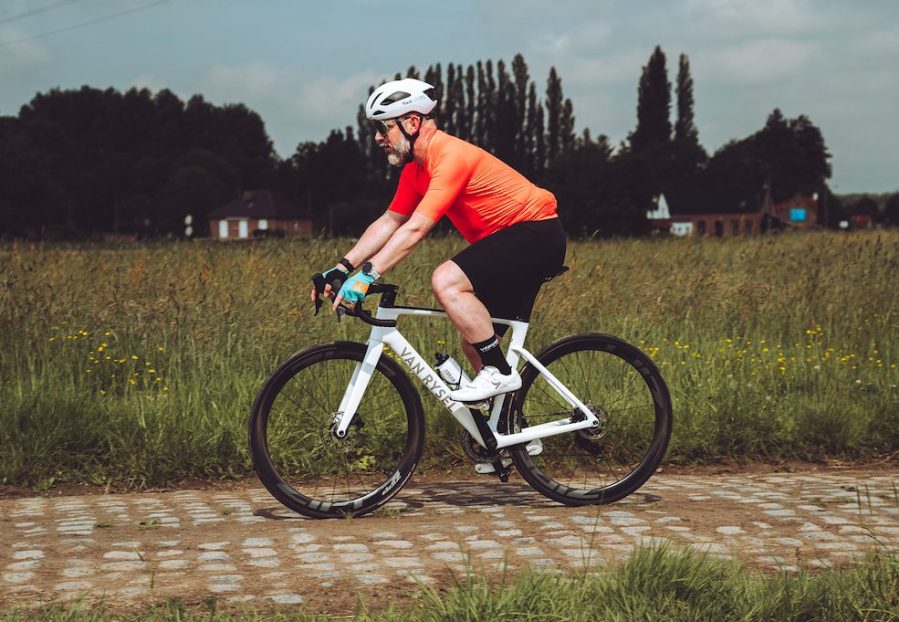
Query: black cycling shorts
451,217,566,336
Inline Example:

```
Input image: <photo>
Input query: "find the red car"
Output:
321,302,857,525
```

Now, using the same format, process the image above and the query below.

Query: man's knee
431,261,470,299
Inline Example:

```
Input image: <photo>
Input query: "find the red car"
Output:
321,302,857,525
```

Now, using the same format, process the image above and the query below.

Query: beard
386,134,411,167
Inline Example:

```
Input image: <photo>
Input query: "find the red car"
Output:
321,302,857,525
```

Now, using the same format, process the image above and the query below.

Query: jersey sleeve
413,149,470,222
387,164,423,216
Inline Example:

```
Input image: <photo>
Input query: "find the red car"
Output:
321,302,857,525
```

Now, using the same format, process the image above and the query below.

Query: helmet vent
380,91,412,105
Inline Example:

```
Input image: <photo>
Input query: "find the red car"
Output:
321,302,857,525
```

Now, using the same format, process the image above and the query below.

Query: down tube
381,330,486,447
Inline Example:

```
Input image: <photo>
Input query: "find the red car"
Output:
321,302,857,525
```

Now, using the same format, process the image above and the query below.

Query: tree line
1,47,896,239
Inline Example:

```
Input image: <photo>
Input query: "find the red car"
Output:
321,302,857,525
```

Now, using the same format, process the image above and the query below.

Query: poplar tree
674,54,698,146
629,45,672,154
451,64,466,138
535,101,546,178
429,63,443,119
484,60,497,152
670,53,707,205
511,54,530,159
494,60,517,164
561,98,576,156
545,67,563,166
475,61,488,145
445,63,457,137
525,82,538,177
464,65,476,143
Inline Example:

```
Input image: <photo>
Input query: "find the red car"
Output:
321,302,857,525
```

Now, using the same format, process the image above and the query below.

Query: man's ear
403,115,421,132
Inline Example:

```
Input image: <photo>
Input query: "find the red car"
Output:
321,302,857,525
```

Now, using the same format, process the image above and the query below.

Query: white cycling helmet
365,78,438,120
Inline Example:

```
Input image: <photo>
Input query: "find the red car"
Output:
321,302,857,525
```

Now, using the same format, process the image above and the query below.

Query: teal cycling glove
338,271,375,304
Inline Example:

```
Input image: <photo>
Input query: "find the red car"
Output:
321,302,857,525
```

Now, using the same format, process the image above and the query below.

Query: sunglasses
371,118,398,137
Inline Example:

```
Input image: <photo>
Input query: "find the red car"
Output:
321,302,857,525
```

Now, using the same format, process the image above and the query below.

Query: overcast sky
2,0,896,193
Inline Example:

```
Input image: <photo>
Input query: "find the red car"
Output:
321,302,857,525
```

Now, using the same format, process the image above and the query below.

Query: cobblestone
0,468,896,610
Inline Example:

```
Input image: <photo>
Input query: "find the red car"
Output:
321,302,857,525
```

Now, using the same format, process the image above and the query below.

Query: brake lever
311,273,348,318
311,273,326,316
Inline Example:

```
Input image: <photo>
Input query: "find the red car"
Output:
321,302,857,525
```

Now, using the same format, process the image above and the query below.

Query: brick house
207,190,313,240
769,194,820,231
648,188,821,237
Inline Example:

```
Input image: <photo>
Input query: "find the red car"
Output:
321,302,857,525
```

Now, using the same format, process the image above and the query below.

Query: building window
238,220,249,239
745,220,753,235
732,220,740,235
218,221,228,239
697,220,706,235
671,222,693,236
714,220,723,237
258,219,269,230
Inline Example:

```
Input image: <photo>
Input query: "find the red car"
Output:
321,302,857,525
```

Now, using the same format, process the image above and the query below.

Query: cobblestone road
1,468,897,611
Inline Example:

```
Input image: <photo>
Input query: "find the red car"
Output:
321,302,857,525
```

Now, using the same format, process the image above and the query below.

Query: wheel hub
330,412,364,440
574,404,607,454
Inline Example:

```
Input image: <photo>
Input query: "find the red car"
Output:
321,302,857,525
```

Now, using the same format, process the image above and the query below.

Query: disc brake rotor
329,412,365,451
574,404,607,454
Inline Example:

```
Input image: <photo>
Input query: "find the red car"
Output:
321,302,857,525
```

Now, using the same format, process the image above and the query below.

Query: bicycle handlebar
311,274,398,328
337,283,397,328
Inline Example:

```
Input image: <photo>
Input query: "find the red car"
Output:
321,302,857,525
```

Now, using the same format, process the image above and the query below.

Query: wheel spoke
510,335,671,506
249,346,423,518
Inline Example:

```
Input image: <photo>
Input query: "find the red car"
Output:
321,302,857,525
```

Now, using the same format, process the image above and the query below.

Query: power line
0,0,171,49
0,0,83,25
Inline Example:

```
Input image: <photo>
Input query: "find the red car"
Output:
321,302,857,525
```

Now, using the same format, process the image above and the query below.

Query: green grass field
0,231,896,489
2,547,896,621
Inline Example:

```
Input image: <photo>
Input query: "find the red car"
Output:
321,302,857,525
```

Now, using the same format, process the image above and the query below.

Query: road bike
249,269,672,519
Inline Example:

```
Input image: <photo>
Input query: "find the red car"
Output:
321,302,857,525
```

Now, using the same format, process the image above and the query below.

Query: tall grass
2,547,897,620
0,231,896,488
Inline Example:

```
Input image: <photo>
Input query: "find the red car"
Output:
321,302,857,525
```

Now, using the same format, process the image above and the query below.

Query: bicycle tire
249,341,425,518
507,333,672,506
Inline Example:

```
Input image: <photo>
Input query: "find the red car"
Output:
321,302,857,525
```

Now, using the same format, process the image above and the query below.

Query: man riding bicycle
313,78,566,404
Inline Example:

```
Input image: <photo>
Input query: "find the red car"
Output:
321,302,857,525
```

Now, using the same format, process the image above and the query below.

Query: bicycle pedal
475,456,511,476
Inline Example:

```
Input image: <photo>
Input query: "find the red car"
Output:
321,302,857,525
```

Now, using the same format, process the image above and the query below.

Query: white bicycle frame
333,304,600,450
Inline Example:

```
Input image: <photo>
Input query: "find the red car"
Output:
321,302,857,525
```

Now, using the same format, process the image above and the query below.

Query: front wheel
508,333,672,506
249,341,425,518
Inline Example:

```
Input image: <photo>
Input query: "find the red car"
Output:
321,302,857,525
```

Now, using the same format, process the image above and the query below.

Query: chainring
459,428,501,462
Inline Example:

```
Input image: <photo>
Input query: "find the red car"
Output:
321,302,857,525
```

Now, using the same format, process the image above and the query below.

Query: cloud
0,26,50,79
682,0,836,36
190,62,384,155
850,25,899,57
195,62,380,120
298,70,383,121
533,33,571,58
198,62,287,103
703,38,819,84
562,49,649,87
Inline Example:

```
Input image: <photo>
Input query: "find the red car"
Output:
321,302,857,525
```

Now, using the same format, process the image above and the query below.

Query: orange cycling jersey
387,130,558,243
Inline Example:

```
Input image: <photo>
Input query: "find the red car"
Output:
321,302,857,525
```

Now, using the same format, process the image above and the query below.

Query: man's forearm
369,213,435,274
343,212,404,268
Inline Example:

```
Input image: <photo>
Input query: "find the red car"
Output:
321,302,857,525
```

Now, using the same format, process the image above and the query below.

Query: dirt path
1,467,897,614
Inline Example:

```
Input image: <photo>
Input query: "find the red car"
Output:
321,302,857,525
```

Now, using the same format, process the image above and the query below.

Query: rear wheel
249,342,424,518
508,333,672,505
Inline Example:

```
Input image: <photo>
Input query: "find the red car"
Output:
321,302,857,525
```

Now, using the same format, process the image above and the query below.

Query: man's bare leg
431,259,496,362
431,259,515,372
